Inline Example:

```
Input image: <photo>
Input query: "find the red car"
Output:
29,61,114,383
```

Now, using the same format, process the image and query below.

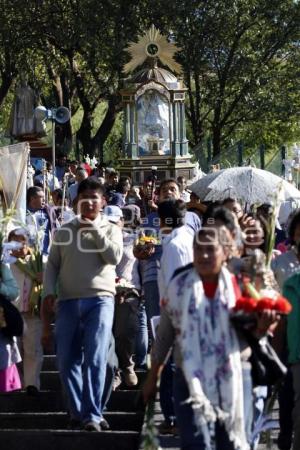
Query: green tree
152,0,300,156
0,0,27,106
23,0,144,160
1,0,300,166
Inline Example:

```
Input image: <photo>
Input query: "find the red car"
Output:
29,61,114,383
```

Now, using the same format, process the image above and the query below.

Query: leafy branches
0,0,300,162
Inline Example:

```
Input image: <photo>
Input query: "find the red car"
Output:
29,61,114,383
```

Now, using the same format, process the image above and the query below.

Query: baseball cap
103,205,123,224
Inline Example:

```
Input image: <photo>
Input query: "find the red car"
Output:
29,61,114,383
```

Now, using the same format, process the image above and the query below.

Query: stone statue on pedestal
7,76,46,138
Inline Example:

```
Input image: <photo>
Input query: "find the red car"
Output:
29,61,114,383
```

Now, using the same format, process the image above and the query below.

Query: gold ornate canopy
124,25,182,75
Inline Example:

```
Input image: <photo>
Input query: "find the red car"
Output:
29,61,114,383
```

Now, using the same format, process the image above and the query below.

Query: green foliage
0,0,300,163
0,89,13,145
103,112,123,165
163,0,300,155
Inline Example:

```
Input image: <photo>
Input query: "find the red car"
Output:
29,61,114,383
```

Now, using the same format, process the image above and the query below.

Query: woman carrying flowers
143,226,280,450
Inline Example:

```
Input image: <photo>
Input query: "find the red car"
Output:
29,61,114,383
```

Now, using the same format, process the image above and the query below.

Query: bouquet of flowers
15,247,43,315
235,244,292,315
138,235,160,246
9,221,44,316
235,282,292,315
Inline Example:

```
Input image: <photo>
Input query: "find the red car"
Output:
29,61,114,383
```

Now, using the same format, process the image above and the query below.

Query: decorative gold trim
124,25,182,75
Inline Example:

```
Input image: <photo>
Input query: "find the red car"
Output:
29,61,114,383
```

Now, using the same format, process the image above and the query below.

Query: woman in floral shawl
143,226,279,450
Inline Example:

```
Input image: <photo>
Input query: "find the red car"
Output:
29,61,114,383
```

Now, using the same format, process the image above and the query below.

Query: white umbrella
189,166,300,205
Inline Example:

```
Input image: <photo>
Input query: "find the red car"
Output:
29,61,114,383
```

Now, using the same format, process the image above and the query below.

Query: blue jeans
135,303,148,367
252,385,267,449
55,296,114,424
143,280,160,322
173,369,235,450
242,365,253,445
102,335,118,412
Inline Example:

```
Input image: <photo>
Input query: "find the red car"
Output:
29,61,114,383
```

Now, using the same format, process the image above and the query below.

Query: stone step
0,412,144,431
0,390,143,413
42,356,147,374
0,430,140,450
42,355,57,371
8,351,146,449
40,369,147,391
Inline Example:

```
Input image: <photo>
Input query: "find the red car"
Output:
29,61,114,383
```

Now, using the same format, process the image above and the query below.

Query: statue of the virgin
7,75,46,138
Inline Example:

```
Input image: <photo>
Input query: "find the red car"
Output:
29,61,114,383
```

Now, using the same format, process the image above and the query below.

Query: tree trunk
185,69,204,147
91,95,119,162
212,97,223,158
185,70,196,147
76,110,93,157
45,61,73,154
69,54,95,158
0,73,13,107
59,73,73,152
212,126,222,158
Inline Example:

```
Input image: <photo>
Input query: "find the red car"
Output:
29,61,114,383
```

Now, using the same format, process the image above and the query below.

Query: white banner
0,142,29,225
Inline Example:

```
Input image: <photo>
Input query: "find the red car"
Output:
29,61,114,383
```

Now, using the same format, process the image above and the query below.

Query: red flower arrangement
235,296,257,313
233,277,292,315
235,295,292,315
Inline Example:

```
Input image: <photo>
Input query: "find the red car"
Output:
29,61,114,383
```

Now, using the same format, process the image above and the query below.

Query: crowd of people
0,154,300,450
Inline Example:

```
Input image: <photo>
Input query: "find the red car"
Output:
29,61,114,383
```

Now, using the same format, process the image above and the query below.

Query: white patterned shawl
165,266,249,450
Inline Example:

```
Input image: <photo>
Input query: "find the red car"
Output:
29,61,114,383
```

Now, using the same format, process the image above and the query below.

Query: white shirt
158,225,194,299
68,182,79,202
180,190,191,202
116,230,141,289
34,173,60,191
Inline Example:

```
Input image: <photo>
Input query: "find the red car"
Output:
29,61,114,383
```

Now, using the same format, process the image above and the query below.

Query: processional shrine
118,26,194,183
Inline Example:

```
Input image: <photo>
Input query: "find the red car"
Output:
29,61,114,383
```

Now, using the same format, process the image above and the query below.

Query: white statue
7,75,46,138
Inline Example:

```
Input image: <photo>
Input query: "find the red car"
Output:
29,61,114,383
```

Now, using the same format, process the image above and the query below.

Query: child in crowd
9,228,44,396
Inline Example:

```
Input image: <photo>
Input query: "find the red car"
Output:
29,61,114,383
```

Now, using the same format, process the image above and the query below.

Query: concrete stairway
0,355,146,450
149,395,280,450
